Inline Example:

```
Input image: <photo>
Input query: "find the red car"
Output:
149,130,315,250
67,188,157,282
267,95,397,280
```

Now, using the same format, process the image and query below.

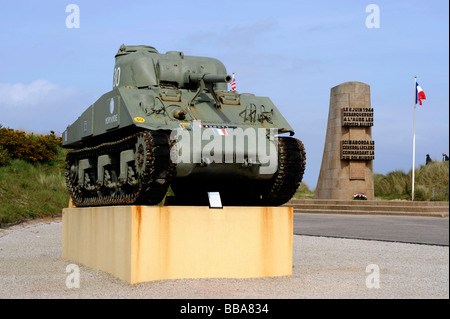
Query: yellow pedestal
62,205,293,284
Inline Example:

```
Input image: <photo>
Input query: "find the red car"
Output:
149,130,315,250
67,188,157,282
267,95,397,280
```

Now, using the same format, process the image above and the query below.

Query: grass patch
0,147,69,226
408,161,449,201
293,182,315,199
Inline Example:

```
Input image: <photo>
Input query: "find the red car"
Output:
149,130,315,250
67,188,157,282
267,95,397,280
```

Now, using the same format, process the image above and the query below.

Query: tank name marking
105,114,118,124
198,124,238,129
178,122,239,132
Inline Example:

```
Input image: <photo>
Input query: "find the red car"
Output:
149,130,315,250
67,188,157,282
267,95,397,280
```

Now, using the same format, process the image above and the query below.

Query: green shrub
0,125,62,164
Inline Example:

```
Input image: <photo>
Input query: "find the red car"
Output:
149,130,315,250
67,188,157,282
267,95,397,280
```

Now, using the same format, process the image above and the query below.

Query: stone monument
314,81,375,200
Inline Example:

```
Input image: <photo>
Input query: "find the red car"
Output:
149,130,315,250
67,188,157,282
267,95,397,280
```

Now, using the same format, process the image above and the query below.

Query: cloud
0,79,76,109
0,79,94,134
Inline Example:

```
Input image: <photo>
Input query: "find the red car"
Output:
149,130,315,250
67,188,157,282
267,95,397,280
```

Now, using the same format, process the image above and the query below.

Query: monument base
62,205,293,284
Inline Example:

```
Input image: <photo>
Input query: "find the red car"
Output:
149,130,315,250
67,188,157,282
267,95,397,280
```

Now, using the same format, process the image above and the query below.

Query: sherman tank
62,45,306,207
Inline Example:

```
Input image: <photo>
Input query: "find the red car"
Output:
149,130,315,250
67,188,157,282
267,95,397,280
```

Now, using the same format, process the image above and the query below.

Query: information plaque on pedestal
208,192,223,209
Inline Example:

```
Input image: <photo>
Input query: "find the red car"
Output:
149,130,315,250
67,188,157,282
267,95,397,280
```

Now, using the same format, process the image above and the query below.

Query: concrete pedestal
62,205,293,284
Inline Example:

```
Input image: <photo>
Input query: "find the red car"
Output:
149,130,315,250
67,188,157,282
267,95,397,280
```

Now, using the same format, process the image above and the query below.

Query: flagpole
412,76,417,201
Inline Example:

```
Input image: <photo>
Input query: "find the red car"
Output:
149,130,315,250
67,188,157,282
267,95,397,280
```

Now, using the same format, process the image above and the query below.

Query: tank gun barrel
188,73,232,85
188,73,232,106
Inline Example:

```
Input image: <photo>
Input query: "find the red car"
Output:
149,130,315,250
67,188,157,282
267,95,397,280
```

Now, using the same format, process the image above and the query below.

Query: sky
0,0,448,189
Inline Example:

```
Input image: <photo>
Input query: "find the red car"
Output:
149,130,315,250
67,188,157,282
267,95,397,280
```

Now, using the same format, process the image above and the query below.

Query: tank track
261,136,306,206
65,130,174,207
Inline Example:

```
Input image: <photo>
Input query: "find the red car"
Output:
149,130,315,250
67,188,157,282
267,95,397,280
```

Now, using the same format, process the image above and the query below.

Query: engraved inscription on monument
341,140,375,161
342,107,374,127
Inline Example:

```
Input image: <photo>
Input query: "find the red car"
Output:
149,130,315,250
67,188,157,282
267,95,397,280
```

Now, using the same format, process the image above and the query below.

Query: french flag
213,128,228,135
416,82,426,105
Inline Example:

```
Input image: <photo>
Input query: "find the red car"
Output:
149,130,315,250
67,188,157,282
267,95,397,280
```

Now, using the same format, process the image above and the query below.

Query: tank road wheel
101,168,121,198
65,131,174,207
259,137,306,206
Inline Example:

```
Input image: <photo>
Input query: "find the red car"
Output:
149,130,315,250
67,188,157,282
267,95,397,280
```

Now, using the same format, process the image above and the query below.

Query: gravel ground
0,217,448,299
